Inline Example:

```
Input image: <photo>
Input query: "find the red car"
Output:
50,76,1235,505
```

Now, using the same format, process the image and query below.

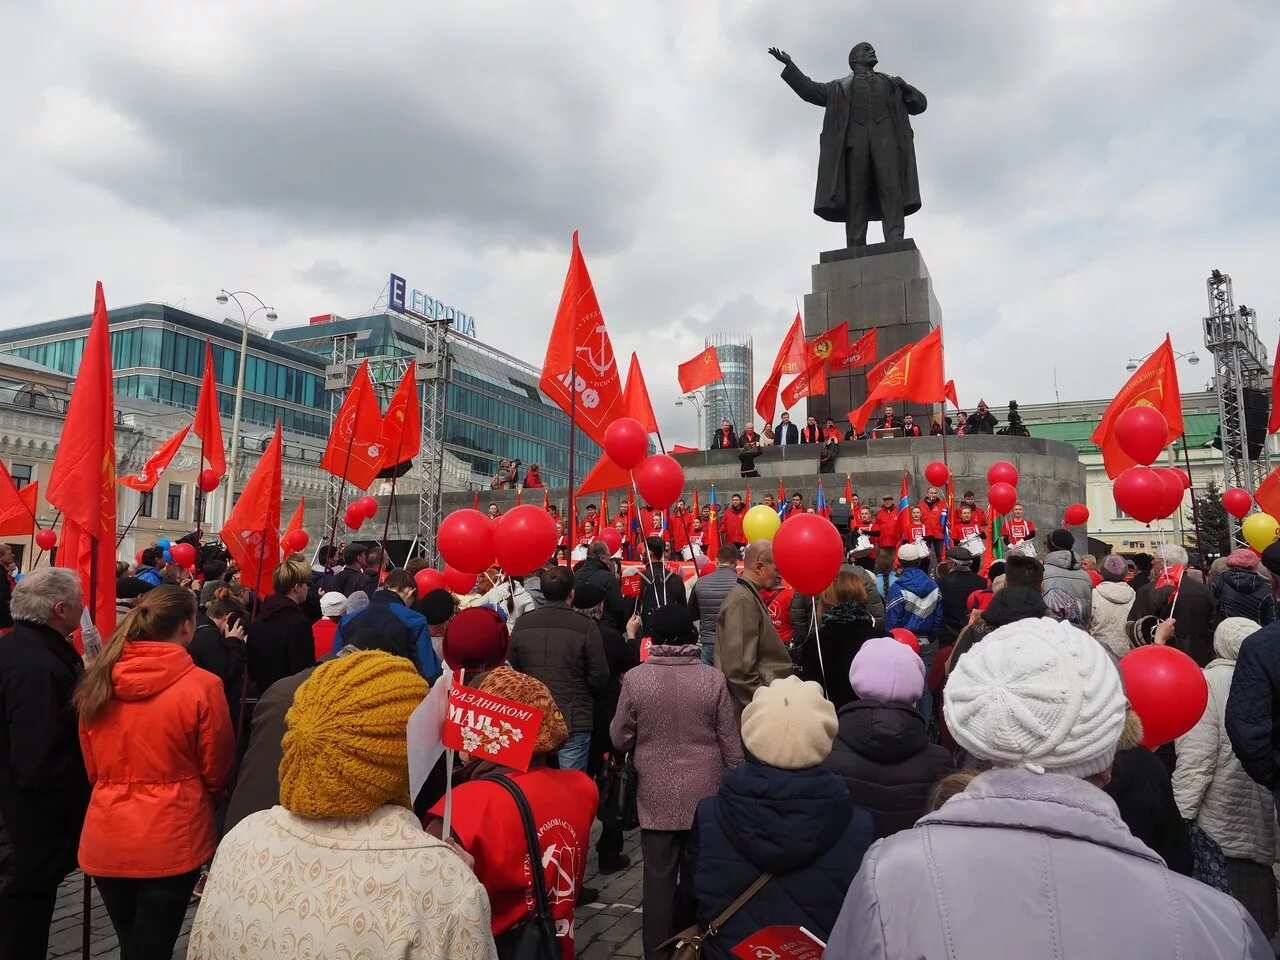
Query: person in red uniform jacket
722,494,747,549
1003,503,1036,547
428,667,597,960
555,518,570,550
783,493,806,521
919,486,946,558
901,414,923,437
645,513,670,549
712,420,738,450
874,495,898,556
951,505,986,552
759,578,796,647
669,501,694,557
851,505,880,552
823,418,843,442
900,506,928,546
799,416,822,443
524,463,545,488
959,490,986,528
577,504,601,540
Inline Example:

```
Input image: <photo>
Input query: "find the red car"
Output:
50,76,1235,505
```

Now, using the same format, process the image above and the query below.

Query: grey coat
1042,550,1095,622
827,768,1269,958
689,565,739,647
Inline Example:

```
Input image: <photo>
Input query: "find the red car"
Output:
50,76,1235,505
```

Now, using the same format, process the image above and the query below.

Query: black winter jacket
824,700,954,840
188,615,246,720
635,562,687,636
797,600,877,707
245,595,315,696
689,761,874,958
509,602,610,732
572,557,627,632
1226,620,1280,791
1211,568,1276,627
937,568,987,645
1103,745,1193,877
1128,578,1216,667
0,621,91,894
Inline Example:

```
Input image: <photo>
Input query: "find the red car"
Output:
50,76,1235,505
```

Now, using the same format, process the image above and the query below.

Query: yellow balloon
1243,512,1280,551
743,504,781,542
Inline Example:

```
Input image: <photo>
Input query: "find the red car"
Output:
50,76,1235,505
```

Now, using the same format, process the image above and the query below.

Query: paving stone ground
47,824,644,959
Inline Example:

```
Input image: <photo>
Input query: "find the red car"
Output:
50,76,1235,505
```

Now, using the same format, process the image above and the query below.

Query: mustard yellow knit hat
279,651,428,818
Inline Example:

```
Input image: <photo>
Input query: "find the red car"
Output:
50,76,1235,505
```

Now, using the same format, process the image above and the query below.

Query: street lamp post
215,289,277,524
675,391,708,448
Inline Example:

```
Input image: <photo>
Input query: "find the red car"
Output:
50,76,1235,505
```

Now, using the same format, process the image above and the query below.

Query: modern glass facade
274,312,601,488
0,303,330,438
703,333,754,446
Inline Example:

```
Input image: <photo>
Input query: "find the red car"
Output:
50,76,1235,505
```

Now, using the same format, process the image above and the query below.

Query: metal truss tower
1203,268,1272,544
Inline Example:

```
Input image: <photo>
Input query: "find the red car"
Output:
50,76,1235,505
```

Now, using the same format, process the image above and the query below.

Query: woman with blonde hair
76,586,235,960
798,569,877,707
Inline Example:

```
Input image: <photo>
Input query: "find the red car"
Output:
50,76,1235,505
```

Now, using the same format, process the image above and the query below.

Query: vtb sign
389,273,478,338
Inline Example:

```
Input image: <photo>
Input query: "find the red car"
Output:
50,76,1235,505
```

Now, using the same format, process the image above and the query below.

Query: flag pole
1180,437,1208,572
115,500,148,549
567,360,577,552
325,433,358,569
195,433,206,542
34,510,61,568
81,535,100,960
380,431,407,562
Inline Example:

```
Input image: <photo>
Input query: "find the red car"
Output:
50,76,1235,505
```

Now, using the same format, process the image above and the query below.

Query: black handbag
596,752,640,832
491,775,560,960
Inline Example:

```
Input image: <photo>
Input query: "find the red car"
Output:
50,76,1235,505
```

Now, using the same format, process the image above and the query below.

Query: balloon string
811,601,826,690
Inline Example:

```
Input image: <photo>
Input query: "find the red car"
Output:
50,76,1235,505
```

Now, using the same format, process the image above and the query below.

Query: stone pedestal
803,238,942,427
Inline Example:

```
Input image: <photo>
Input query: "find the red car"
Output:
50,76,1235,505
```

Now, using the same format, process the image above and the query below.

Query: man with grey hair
1127,543,1216,666
1080,554,1102,588
715,540,794,717
0,568,91,959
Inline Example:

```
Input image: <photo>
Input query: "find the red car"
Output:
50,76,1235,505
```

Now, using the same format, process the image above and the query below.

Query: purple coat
610,645,743,831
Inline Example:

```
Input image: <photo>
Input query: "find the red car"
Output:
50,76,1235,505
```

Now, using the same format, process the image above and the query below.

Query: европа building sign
390,273,477,338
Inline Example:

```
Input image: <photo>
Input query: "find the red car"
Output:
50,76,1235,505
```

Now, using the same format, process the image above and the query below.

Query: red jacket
312,618,339,661
901,522,928,545
919,498,945,538
432,766,597,960
669,511,695,552
759,584,796,645
960,503,986,527
523,471,544,488
874,507,899,546
78,641,235,878
722,505,746,544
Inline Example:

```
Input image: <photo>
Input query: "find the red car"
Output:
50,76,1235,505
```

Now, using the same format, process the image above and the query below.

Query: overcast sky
3,1,1278,446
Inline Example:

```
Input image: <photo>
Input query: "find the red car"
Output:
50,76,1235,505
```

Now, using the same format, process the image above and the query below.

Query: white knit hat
944,617,1126,778
320,591,348,618
897,542,929,563
741,675,838,770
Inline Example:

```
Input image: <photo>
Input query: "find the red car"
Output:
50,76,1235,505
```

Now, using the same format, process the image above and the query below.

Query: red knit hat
442,607,510,671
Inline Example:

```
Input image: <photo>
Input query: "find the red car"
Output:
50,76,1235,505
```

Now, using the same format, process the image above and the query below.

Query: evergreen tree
1191,478,1231,560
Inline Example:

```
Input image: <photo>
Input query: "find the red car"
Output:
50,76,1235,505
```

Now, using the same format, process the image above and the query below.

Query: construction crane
1203,268,1272,545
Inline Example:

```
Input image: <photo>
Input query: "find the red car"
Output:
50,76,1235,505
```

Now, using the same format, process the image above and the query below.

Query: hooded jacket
1227,619,1280,794
690,762,874,958
335,589,439,679
636,561,688,635
1089,580,1136,657
824,700,954,840
1042,550,1094,622
571,556,626,631
1175,625,1275,864
78,641,236,877
1211,568,1277,627
826,768,1269,958
246,594,316,695
884,567,942,640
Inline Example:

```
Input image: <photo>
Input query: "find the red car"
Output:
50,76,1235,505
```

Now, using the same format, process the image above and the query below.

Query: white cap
320,592,348,618
897,542,929,563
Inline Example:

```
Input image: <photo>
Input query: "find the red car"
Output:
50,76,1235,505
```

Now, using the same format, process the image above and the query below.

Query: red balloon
169,542,197,568
924,461,949,486
443,565,478,595
356,496,379,520
988,481,1017,516
135,549,146,565
695,553,715,574
1063,503,1090,526
889,627,920,653
495,504,559,577
1119,644,1209,749
343,507,363,531
1154,468,1186,519
1114,406,1169,467
634,455,685,510
437,509,497,573
987,461,1019,488
198,469,221,493
1176,469,1192,490
1224,487,1253,519
773,514,844,596
415,567,447,595
1113,466,1165,525
35,528,57,551
603,417,649,470
599,527,623,555
286,529,310,552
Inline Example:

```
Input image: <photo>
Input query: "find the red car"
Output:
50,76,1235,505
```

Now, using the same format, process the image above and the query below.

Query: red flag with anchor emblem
539,231,625,448
120,424,191,492
223,421,283,595
677,346,724,394
849,327,946,432
1089,334,1184,479
320,359,385,490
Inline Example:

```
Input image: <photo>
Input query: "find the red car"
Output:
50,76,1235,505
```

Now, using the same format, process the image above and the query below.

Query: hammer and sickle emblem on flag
814,337,832,360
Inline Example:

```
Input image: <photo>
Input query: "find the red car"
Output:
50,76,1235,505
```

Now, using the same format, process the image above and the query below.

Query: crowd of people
4,506,1280,959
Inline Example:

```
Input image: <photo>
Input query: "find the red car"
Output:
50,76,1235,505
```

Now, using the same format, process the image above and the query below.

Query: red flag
1271,335,1280,434
194,340,226,477
806,322,849,368
777,479,786,510
755,313,806,424
781,359,827,409
745,484,752,507
849,328,947,432
222,421,283,596
320,359,385,490
677,346,724,394
280,497,306,555
543,489,550,513
944,379,959,409
577,454,632,497
443,683,544,772
378,361,421,470
46,282,117,638
1255,467,1280,519
843,474,853,503
705,487,721,556
623,352,660,435
0,482,38,538
1089,334,1184,479
472,491,480,511
866,341,913,393
120,424,192,492
539,231,625,448
833,328,878,371
671,444,698,454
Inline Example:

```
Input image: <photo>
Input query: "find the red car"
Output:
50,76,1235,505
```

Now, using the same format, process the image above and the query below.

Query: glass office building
0,303,329,437
274,312,601,488
703,332,754,446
